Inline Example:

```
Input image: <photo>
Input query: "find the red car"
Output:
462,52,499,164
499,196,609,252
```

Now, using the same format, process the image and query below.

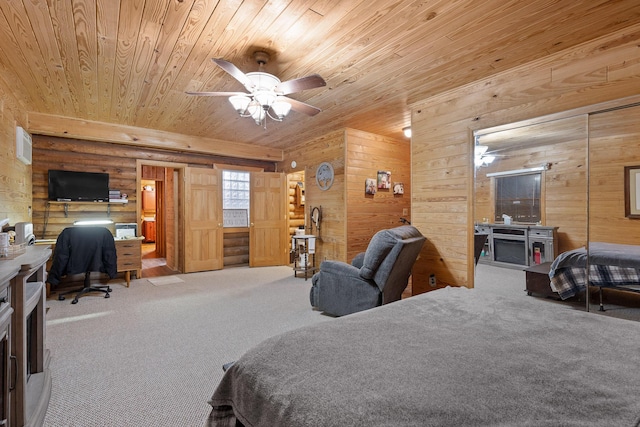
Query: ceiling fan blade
275,74,326,95
283,96,321,116
186,91,248,97
212,58,255,90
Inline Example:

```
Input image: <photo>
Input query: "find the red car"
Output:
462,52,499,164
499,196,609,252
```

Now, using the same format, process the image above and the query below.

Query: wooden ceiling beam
27,112,283,162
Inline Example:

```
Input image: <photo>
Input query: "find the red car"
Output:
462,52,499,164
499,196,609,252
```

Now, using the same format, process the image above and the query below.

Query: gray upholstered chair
310,225,426,316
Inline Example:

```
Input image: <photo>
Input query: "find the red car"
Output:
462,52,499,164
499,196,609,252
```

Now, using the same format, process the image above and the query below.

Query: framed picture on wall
377,171,391,189
365,178,377,195
625,165,640,218
393,182,404,195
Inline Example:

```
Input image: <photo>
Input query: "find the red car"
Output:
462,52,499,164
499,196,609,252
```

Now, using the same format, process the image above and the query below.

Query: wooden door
155,180,165,257
165,168,178,271
184,167,223,272
250,172,288,267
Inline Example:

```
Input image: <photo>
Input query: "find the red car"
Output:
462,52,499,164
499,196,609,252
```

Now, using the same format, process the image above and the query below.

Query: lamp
228,71,291,127
403,127,412,138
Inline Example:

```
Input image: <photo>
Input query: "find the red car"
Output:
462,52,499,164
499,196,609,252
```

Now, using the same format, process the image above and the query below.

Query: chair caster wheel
105,293,110,298
58,295,65,301
71,299,78,304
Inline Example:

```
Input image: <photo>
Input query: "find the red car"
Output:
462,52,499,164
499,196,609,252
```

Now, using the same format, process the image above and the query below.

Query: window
222,170,250,227
494,172,541,223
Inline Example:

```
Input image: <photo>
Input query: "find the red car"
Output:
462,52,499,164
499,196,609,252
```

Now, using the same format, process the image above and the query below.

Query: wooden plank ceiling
1,0,639,151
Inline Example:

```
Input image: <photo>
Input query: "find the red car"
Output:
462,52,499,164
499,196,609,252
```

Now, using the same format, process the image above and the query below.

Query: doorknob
250,223,254,227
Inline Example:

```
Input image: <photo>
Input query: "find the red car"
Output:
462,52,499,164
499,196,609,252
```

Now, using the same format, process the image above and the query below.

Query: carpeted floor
475,263,640,322
43,266,331,427
43,263,640,426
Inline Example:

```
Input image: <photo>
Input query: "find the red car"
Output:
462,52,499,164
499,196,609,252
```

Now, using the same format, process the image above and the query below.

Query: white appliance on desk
115,223,138,239
14,222,36,245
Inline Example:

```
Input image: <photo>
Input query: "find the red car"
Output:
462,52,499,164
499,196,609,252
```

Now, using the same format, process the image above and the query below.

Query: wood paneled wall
345,129,410,261
475,115,588,254
32,135,275,240
279,128,409,264
589,105,640,244
279,130,346,263
410,24,640,295
0,79,30,225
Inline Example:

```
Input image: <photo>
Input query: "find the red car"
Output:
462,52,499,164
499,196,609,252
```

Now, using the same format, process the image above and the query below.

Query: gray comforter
206,287,640,427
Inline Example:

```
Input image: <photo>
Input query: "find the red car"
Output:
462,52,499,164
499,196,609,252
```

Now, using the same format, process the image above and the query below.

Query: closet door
250,172,288,267
184,167,223,272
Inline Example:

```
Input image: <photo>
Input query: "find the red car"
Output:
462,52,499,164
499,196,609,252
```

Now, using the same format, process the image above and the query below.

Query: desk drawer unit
116,240,142,286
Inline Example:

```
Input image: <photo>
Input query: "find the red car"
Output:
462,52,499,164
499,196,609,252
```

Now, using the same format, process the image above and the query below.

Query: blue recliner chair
310,225,426,316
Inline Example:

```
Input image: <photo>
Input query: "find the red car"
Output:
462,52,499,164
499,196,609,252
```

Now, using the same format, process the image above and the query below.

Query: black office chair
48,226,118,304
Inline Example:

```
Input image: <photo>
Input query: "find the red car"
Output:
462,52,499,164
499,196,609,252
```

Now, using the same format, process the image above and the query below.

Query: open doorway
138,161,186,277
287,171,306,261
140,178,170,276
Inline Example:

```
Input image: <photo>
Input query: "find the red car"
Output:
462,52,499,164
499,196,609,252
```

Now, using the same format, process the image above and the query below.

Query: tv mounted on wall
48,170,110,202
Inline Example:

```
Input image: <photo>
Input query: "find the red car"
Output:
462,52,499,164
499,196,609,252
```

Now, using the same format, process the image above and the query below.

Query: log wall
31,135,275,242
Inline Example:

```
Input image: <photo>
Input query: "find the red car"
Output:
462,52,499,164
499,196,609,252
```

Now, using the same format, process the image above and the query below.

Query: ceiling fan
186,51,326,127
475,145,509,166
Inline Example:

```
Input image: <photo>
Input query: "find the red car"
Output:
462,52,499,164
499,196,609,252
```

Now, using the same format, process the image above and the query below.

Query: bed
205,286,640,426
549,242,640,302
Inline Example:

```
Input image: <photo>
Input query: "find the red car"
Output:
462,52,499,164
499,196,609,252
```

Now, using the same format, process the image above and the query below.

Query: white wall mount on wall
16,126,32,165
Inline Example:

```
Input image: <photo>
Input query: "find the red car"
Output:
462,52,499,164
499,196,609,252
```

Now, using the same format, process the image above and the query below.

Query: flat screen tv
48,170,110,202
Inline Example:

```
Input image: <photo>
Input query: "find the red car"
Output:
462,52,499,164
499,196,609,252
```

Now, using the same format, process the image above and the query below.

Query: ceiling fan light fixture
247,100,266,124
254,90,277,108
229,95,251,114
475,145,489,155
271,99,292,120
483,155,496,164
246,72,280,91
190,54,326,127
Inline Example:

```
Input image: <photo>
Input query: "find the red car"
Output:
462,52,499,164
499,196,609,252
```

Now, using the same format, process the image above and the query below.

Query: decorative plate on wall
316,162,334,191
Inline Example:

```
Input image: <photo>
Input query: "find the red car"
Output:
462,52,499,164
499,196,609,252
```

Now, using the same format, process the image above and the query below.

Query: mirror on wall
586,103,640,314
475,101,640,315
473,115,589,310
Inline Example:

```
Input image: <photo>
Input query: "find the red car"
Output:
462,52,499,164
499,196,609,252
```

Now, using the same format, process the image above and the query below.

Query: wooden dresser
0,246,52,427
115,239,142,286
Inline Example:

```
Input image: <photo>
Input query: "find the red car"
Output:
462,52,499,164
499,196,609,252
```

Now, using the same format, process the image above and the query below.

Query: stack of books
109,189,127,203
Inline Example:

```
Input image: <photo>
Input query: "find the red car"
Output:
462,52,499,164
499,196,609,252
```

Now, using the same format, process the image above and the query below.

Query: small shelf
292,235,317,280
47,200,128,217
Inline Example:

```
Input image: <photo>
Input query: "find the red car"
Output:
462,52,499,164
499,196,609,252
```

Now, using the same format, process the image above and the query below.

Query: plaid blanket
550,265,640,299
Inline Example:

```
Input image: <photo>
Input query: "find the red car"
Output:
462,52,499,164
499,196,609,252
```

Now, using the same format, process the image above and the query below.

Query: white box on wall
16,126,32,165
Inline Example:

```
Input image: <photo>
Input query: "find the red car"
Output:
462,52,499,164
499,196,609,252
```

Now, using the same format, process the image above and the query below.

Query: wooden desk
40,238,142,290
115,239,142,286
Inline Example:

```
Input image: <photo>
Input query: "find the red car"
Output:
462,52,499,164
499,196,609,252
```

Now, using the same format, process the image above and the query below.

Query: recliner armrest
351,252,365,269
318,260,361,277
